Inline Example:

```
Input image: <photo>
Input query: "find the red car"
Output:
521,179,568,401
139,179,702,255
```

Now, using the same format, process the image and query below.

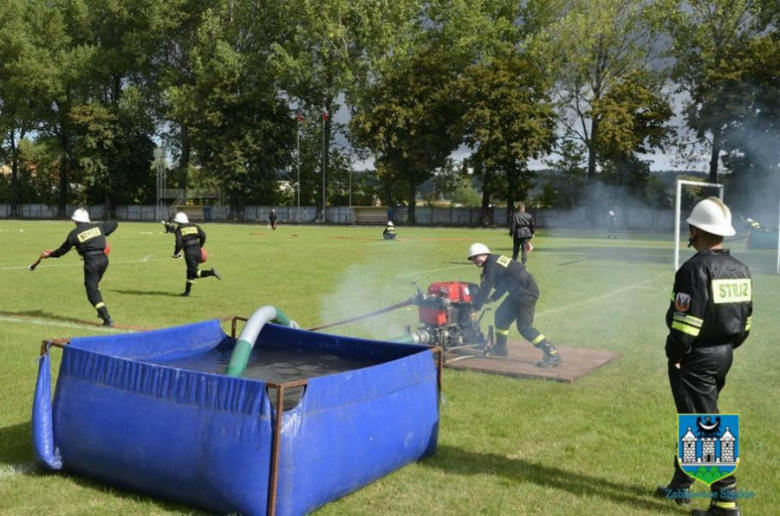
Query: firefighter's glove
172,254,182,259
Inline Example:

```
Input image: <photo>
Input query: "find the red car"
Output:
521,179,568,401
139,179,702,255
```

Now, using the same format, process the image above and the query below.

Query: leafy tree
0,0,66,214
537,140,587,208
455,55,556,222
720,33,780,214
529,0,667,182
661,0,771,183
350,44,464,223
272,0,420,214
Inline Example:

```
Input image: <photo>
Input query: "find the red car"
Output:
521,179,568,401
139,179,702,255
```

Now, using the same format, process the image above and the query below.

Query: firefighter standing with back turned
41,208,118,327
467,243,561,367
172,212,222,297
655,197,751,516
510,202,534,263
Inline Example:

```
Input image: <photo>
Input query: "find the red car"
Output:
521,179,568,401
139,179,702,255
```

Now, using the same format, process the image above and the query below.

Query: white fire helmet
467,243,491,260
174,212,189,224
71,208,91,223
387,221,394,226
686,197,736,237
609,210,614,216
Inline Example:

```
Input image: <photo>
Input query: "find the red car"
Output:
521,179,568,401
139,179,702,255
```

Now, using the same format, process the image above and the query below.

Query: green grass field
1,220,778,515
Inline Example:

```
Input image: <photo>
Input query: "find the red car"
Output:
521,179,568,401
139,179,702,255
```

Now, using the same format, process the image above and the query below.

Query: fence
0,203,684,232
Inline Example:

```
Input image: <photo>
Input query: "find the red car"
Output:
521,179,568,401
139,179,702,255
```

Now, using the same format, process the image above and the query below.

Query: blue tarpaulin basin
32,318,440,515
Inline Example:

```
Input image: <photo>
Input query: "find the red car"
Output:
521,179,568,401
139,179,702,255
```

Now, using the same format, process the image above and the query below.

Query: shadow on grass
0,421,34,470
0,310,104,328
0,423,206,513
424,444,672,512
109,289,180,297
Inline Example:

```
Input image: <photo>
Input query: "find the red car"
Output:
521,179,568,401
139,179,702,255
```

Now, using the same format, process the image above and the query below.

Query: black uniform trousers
83,253,108,308
184,246,202,280
512,237,530,263
495,275,544,344
667,344,737,498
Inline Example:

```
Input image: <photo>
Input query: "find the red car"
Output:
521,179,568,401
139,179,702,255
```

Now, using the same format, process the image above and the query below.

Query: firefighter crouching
383,221,397,240
172,212,222,297
467,243,561,367
655,197,752,516
41,208,118,327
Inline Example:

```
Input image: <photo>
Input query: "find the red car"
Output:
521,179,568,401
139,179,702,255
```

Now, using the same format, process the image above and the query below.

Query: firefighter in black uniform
269,209,278,230
745,217,764,231
383,221,397,240
510,202,534,263
161,214,177,233
41,208,118,327
467,243,561,367
655,197,751,516
172,212,222,297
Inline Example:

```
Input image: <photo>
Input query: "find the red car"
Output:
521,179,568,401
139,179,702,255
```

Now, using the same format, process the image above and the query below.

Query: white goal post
674,179,724,271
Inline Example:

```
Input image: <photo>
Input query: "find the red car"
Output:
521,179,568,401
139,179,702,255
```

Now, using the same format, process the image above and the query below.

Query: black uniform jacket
383,227,396,237
269,212,278,222
175,223,207,255
49,221,118,258
510,211,534,239
474,254,533,310
666,249,752,362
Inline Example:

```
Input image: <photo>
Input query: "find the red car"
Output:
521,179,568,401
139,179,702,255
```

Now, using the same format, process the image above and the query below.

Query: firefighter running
41,208,118,327
655,197,752,516
383,221,397,240
172,212,222,297
467,243,561,367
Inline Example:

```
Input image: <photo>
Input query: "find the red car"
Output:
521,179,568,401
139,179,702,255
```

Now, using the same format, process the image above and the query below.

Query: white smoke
319,264,417,341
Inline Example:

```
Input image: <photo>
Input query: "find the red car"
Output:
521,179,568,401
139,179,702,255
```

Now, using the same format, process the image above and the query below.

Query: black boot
691,505,741,516
181,281,192,297
536,341,561,368
97,306,113,327
486,333,508,357
211,268,222,280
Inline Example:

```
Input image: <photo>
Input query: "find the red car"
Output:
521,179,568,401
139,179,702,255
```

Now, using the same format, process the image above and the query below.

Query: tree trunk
9,132,18,218
58,131,69,218
320,96,333,218
709,129,721,184
506,166,517,225
480,188,491,226
587,117,600,180
407,175,416,224
178,123,190,189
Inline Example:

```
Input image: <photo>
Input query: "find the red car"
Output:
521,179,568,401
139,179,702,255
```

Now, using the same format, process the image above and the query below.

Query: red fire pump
308,280,494,356
402,281,494,354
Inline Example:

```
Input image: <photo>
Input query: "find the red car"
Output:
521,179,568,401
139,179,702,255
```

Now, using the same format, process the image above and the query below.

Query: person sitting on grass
383,221,397,240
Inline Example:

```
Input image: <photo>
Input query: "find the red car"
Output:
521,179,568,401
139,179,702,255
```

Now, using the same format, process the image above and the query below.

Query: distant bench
175,205,205,222
353,207,390,225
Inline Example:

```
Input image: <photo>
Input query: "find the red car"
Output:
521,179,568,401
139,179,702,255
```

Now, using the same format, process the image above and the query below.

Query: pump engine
404,281,493,354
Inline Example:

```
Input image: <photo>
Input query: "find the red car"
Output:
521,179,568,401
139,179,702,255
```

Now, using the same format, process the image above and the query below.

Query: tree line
1,0,778,222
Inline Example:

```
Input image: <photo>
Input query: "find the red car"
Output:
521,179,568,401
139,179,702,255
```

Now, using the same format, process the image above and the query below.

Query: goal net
674,179,724,271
